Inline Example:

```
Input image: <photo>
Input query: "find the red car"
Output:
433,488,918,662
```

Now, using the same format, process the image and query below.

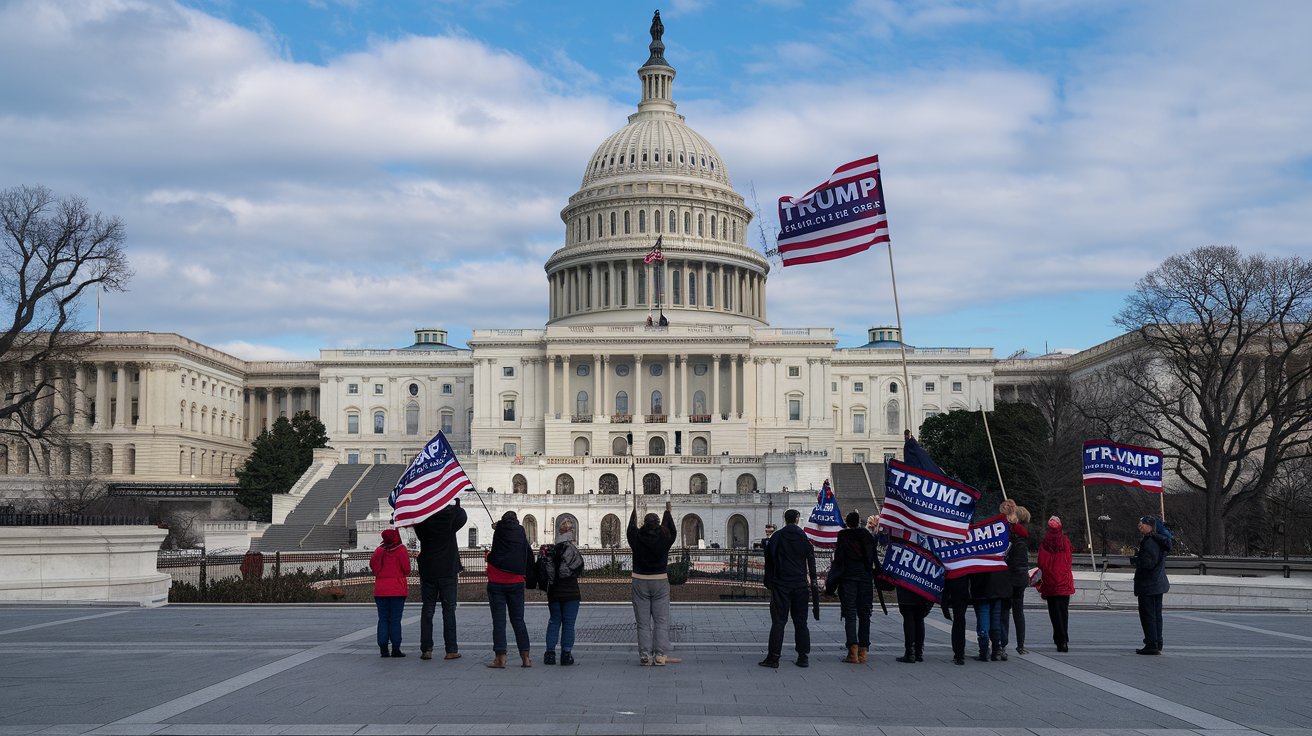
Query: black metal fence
0,513,153,526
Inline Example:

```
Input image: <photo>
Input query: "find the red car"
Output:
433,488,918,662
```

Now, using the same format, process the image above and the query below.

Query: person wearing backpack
1131,515,1172,655
543,518,585,665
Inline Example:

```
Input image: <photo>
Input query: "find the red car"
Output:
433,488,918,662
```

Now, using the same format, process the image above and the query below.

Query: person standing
1131,515,1172,655
760,509,818,668
413,498,467,661
969,563,1011,661
940,575,971,665
894,584,934,664
1000,502,1032,654
628,502,678,666
829,511,876,664
1037,515,1075,652
484,510,534,669
543,518,585,666
370,527,411,658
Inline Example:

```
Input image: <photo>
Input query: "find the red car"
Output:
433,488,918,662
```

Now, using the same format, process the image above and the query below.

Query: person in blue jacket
1130,515,1172,655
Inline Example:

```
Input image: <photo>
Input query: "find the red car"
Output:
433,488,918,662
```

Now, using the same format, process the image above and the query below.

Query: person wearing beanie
1000,504,1032,654
827,510,877,664
370,527,412,658
413,497,467,661
542,518,584,666
1130,515,1172,655
1037,515,1075,652
628,502,678,666
484,510,534,669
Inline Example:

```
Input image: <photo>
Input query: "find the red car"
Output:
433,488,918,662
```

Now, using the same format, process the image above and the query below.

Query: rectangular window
884,453,897,465
468,528,478,548
347,383,359,395
854,452,866,463
131,399,139,425
924,381,936,392
788,366,800,378
502,366,515,378
347,414,359,434
133,371,140,382
788,399,801,421
831,382,838,392
441,413,453,434
374,450,387,464
111,370,118,382
502,442,517,455
854,381,864,393
442,383,453,394
374,383,384,395
346,450,360,465
503,399,516,421
952,381,963,392
853,414,865,433
373,413,385,433
925,410,941,420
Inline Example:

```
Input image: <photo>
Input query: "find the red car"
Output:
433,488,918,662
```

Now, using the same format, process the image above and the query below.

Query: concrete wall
0,526,171,606
1065,570,1312,611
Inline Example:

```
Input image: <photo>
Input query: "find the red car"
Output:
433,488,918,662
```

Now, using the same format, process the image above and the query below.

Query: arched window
688,272,697,305
732,219,737,242
586,217,591,240
555,474,575,495
736,473,758,494
615,391,629,415
650,390,663,415
689,473,708,494
610,211,616,235
693,390,706,415
728,515,749,548
624,210,631,234
668,210,677,232
654,209,661,233
612,436,628,455
723,218,728,239
440,410,453,434
683,212,691,234
573,436,590,456
681,514,704,546
648,435,666,456
710,215,717,240
601,514,622,547
576,390,590,416
672,269,682,304
373,411,385,434
698,213,704,236
523,515,538,546
642,472,661,494
637,269,647,305
347,412,359,434
405,401,419,435
889,382,899,394
886,399,901,433
691,436,708,456
597,214,603,239
512,474,527,494
599,473,619,495
639,210,646,233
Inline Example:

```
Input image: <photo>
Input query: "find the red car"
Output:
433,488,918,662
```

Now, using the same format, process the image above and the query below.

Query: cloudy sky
2,0,1309,360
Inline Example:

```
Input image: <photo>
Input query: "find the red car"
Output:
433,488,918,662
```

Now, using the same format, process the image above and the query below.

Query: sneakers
560,651,574,666
1016,645,1028,655
795,654,809,668
420,650,433,661
443,652,462,660
953,655,965,665
390,647,406,658
1136,646,1161,655
640,654,652,666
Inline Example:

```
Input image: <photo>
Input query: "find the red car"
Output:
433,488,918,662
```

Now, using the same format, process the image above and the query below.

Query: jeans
1000,584,1027,648
487,582,529,655
547,598,580,652
374,596,405,649
1047,595,1071,647
632,577,672,657
420,576,459,654
946,601,970,657
1138,593,1164,649
838,578,874,648
767,585,811,657
898,602,930,653
973,599,1003,651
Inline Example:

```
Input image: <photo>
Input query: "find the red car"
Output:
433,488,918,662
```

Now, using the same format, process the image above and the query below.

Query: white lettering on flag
776,155,890,267
1081,439,1164,492
388,431,474,526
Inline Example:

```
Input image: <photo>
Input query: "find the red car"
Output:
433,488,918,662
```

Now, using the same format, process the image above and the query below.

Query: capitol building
0,16,1002,550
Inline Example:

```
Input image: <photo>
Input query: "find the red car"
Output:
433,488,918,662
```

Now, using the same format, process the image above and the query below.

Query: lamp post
1097,493,1111,557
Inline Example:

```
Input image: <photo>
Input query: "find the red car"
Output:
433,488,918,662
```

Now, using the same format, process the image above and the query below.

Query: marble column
680,355,689,417
244,389,253,439
114,362,127,428
593,354,601,414
546,358,556,419
598,356,608,416
93,365,108,430
635,356,644,417
74,364,88,429
711,354,721,419
137,364,148,427
730,355,738,418
265,388,276,432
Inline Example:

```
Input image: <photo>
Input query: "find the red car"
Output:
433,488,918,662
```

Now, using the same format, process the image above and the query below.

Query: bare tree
1014,373,1089,534
1,185,130,469
1093,245,1312,554
38,473,108,514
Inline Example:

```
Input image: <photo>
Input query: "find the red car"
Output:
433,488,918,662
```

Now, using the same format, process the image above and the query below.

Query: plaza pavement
0,603,1310,736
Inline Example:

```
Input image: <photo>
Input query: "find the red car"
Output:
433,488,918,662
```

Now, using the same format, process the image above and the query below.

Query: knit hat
1047,515,1062,530
1139,515,1156,526
380,528,402,547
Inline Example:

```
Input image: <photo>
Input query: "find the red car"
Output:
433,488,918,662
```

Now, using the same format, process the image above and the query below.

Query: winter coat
370,529,411,598
627,509,677,575
969,568,1012,602
1131,532,1172,596
1006,523,1031,588
940,575,971,614
486,515,532,578
896,584,934,608
413,502,468,580
545,531,585,602
831,527,877,582
763,523,817,590
1037,529,1076,598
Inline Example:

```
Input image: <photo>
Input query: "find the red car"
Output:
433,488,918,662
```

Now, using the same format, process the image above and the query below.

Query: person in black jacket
627,503,678,666
1131,515,1172,655
484,510,534,669
828,511,876,664
413,499,467,661
894,583,934,664
760,509,818,668
970,566,1012,661
999,501,1032,655
940,575,971,665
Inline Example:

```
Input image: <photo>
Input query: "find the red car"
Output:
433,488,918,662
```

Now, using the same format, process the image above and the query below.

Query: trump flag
927,515,1011,579
1082,440,1164,492
804,480,843,548
879,538,945,602
776,155,890,267
881,459,980,542
388,431,475,527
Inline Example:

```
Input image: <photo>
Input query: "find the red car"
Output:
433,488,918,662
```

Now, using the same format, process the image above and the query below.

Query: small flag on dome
804,480,843,548
644,235,665,263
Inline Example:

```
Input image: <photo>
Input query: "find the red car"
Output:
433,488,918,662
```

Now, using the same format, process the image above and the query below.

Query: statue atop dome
645,10,669,67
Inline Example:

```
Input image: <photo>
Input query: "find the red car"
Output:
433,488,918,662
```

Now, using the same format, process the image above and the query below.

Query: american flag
804,480,843,548
388,431,474,527
776,155,890,267
644,235,664,263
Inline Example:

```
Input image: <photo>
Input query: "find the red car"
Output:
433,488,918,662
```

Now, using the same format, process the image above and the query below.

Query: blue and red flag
388,431,474,527
776,155,890,267
1082,439,1163,492
804,479,843,548
879,537,944,602
926,514,1010,579
881,459,980,542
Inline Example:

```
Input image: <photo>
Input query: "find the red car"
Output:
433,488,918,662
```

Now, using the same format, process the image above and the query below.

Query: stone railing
611,414,632,423
645,414,668,423
571,414,593,423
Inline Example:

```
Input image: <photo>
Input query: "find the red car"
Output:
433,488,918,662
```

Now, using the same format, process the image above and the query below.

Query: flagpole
1080,482,1099,576
886,245,913,431
979,402,1009,501
1158,491,1166,523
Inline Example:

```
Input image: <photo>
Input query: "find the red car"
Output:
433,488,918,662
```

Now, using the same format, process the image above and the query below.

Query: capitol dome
545,11,768,328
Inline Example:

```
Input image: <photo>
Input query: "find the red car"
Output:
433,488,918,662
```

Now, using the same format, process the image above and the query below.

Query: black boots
390,646,405,658
895,647,916,663
759,655,780,668
560,651,574,666
795,654,809,668
544,650,556,665
914,644,924,662
379,645,389,658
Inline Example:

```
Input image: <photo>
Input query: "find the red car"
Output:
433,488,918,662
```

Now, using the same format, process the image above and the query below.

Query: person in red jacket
1037,516,1075,652
371,527,412,658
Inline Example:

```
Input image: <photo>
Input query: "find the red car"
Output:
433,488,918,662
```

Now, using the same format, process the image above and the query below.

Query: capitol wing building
1,18,998,551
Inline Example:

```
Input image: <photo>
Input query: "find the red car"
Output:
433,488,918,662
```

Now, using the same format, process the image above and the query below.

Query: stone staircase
252,464,408,551
827,462,886,521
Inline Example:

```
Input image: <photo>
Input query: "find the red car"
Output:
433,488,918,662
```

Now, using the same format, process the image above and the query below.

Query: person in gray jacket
543,518,584,666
